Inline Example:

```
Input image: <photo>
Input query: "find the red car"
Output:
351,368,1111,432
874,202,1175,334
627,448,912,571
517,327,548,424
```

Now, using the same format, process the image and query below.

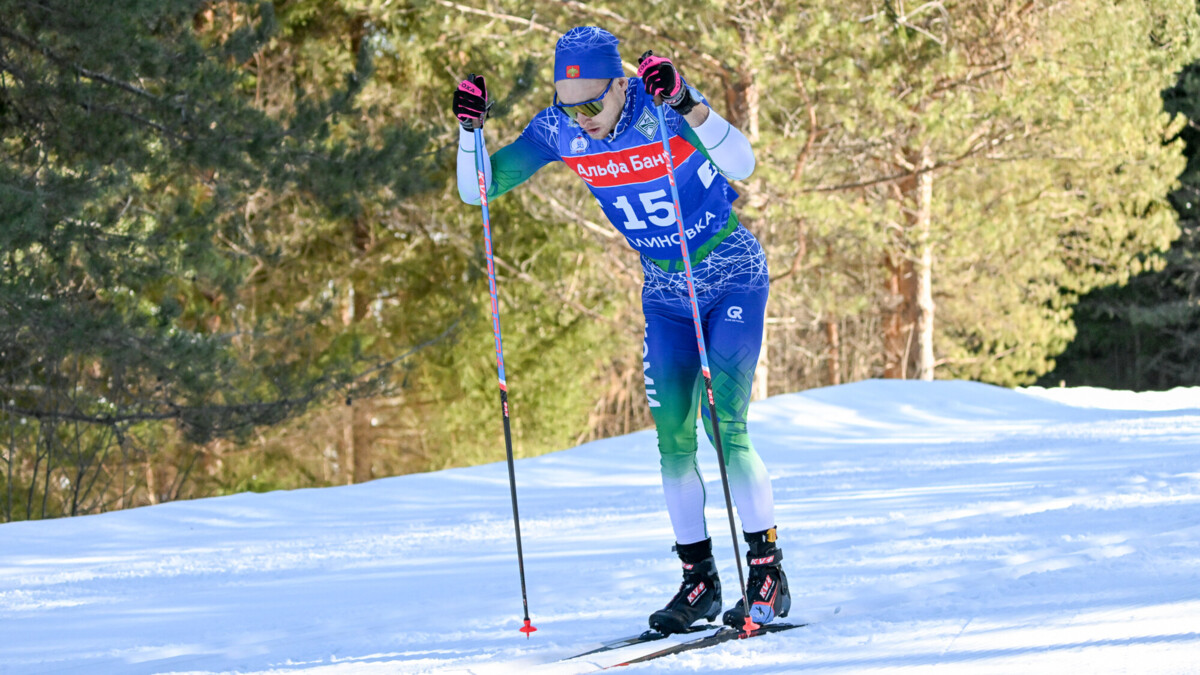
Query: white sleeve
457,127,492,205
690,109,755,181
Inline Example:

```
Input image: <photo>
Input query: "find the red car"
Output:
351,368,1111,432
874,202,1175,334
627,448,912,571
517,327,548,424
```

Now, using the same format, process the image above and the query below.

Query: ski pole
652,104,758,635
472,125,537,638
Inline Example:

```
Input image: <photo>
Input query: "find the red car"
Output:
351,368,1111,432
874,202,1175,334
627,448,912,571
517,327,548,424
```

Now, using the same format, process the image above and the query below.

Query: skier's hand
637,51,699,115
453,74,492,131
636,51,683,103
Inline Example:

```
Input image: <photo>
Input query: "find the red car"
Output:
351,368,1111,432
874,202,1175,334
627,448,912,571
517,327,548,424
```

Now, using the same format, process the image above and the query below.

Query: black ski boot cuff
743,527,778,546
674,538,714,566
743,527,783,565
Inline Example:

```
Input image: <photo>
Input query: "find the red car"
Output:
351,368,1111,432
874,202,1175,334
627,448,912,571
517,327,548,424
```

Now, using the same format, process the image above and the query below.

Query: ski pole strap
645,211,740,273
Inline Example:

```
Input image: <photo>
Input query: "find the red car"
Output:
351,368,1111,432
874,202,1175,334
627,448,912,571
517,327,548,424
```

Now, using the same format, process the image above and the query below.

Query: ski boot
723,527,791,628
649,538,723,635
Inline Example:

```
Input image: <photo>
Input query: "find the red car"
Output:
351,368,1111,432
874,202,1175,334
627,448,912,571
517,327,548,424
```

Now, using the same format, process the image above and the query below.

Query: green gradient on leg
650,362,710,543
700,342,775,533
655,372,703,473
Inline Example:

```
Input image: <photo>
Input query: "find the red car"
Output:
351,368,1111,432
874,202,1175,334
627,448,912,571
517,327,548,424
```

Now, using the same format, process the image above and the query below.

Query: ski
605,622,807,668
562,624,713,660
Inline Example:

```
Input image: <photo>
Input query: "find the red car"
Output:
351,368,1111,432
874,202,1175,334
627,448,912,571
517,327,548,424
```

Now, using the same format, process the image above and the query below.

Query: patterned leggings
640,225,774,545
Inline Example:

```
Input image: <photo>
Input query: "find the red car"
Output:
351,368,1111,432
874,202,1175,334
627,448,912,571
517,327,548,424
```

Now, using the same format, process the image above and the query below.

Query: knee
701,418,756,459
657,424,697,459
659,450,698,477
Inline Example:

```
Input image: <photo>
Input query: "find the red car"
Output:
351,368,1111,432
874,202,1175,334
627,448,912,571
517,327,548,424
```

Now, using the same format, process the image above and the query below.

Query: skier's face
555,77,627,140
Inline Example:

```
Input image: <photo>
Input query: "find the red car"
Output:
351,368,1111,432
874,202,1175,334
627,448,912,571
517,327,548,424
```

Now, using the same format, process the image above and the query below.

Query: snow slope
2,380,1199,674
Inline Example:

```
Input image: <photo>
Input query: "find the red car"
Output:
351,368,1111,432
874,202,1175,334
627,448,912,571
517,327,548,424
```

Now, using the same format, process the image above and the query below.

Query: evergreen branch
0,316,462,433
0,23,370,159
0,24,162,103
85,102,178,139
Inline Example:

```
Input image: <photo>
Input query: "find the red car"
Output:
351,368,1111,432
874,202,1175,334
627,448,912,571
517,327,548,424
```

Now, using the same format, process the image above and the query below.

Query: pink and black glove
637,51,699,115
453,74,492,131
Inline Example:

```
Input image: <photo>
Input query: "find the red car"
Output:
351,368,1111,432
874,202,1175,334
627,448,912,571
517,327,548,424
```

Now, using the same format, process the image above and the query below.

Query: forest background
2,0,1199,522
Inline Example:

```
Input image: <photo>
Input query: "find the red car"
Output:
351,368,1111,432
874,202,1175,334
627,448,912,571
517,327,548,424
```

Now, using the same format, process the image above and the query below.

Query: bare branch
434,1,556,35
805,124,1025,193
932,61,1013,95
526,186,620,240
556,1,734,75
790,71,820,183
769,218,808,283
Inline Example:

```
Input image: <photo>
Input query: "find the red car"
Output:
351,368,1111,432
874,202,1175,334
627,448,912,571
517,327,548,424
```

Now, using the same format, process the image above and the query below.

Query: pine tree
1049,56,1200,389
0,0,439,519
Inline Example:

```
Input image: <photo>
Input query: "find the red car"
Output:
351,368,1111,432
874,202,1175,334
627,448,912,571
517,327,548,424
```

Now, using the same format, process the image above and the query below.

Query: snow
2,380,1199,674
1021,385,1200,411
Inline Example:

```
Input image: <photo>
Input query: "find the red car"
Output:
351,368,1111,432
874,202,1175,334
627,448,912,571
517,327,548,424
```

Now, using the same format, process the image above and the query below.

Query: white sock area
661,462,708,545
728,455,776,535
661,452,776,544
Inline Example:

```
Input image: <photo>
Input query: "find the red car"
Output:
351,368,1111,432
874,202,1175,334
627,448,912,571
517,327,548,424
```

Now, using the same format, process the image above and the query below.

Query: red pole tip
741,617,760,635
520,619,537,637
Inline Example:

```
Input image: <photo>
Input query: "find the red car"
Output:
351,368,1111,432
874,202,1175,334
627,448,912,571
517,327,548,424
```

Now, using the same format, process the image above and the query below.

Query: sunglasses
553,79,614,118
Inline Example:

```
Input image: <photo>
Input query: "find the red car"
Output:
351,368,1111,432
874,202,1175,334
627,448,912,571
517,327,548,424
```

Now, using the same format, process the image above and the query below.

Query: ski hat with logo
554,27,623,82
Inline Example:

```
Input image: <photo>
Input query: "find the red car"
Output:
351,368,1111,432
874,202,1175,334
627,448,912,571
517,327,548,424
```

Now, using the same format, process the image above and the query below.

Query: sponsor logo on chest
634,108,659,140
562,135,697,188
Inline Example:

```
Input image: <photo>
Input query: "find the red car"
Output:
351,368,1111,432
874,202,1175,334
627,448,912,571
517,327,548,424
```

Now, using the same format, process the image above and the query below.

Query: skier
453,26,789,634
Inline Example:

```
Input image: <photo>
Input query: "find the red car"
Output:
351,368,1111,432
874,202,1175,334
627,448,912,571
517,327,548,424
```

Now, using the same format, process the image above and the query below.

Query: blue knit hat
554,27,623,82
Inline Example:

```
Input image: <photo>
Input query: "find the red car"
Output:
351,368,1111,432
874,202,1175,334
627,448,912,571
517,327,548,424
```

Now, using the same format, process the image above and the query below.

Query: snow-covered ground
2,380,1199,674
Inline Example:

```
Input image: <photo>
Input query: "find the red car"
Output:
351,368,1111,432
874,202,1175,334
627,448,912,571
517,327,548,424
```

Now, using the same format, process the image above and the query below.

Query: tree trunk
343,216,375,484
343,401,356,485
825,316,842,386
344,399,373,484
4,418,13,523
884,145,936,380
882,252,914,379
145,460,159,505
914,146,936,381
